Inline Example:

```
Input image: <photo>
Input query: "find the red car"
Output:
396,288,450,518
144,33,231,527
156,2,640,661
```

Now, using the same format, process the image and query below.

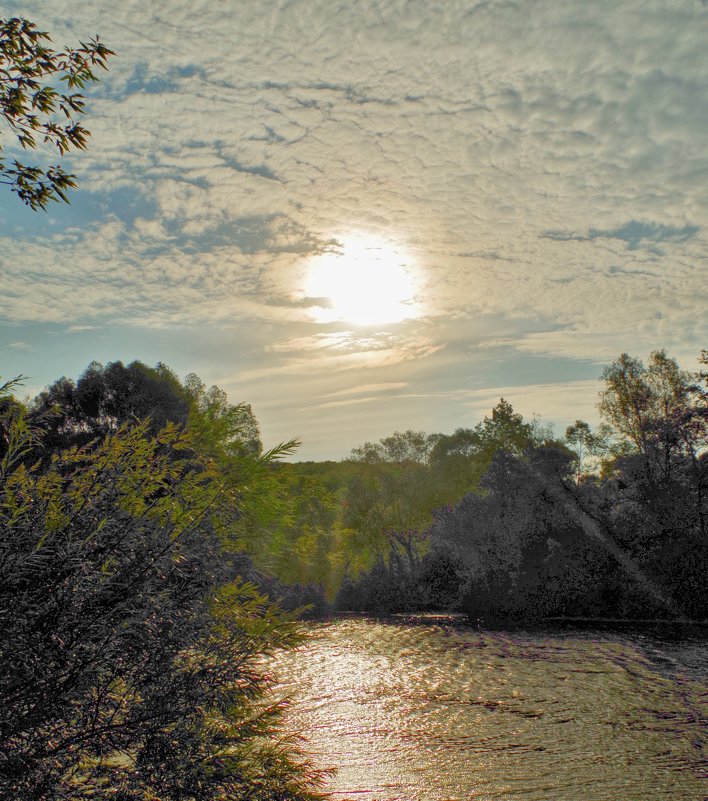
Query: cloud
307,396,379,411
1,0,707,458
266,330,431,356
0,219,319,327
265,332,360,354
235,334,444,383
322,382,409,398
543,221,700,251
4,2,707,358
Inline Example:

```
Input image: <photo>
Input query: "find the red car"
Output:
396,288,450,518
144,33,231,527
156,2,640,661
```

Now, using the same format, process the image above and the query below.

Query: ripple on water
272,618,708,801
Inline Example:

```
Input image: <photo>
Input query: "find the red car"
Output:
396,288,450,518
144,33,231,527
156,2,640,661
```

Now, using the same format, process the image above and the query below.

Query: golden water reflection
271,617,707,801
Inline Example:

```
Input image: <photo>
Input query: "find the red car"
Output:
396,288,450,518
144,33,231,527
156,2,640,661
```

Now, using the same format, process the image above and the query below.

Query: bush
0,408,326,800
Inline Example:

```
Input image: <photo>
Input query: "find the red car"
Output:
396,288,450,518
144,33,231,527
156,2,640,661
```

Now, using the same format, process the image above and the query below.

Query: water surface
272,616,707,801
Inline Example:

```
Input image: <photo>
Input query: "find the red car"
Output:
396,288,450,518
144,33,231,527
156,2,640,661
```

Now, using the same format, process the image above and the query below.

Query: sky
1,0,707,460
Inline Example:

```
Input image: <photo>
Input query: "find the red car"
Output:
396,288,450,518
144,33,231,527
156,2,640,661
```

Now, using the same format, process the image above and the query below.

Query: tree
476,398,535,455
429,399,540,499
0,386,326,800
341,404,541,581
30,360,313,588
429,427,485,494
183,372,262,457
349,429,439,464
598,350,707,540
345,431,446,569
598,350,703,463
32,362,266,462
564,420,608,484
31,360,191,453
429,442,680,623
0,16,112,209
344,448,446,571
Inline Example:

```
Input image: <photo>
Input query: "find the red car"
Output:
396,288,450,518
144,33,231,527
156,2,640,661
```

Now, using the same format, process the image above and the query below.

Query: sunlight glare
304,235,420,325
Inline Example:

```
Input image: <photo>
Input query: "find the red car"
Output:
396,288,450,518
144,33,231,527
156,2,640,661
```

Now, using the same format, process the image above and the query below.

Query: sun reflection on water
271,618,708,801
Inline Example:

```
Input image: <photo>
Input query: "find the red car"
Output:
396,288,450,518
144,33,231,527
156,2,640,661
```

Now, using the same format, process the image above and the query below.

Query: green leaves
0,391,327,800
0,16,113,209
599,349,706,467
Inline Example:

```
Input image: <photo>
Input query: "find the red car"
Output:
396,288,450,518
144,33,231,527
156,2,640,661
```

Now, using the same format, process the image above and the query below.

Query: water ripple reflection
271,616,707,801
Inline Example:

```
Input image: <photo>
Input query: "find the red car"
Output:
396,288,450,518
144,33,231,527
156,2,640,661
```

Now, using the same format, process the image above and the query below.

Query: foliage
430,398,542,496
564,419,609,484
257,575,330,620
247,460,364,599
598,349,706,466
31,360,191,454
337,400,544,584
266,468,338,585
430,445,653,623
341,458,441,566
422,352,708,624
334,547,465,615
306,356,706,622
595,350,707,616
0,17,112,209
475,397,536,454
183,372,262,458
0,375,40,477
31,361,266,462
15,349,708,632
335,551,417,615
0,389,326,799
29,359,311,586
350,429,439,464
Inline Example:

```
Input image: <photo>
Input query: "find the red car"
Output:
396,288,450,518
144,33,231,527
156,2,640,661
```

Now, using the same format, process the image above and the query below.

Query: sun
304,235,420,325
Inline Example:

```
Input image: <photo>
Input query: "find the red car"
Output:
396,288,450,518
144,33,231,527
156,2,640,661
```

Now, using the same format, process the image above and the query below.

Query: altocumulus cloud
1,0,706,457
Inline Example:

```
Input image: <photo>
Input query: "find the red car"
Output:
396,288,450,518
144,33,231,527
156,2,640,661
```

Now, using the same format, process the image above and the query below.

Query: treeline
333,350,708,623
0,362,328,800
2,348,706,796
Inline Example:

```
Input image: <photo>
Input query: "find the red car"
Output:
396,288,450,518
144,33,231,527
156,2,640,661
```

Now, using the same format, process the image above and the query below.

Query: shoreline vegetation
322,610,708,625
322,611,708,635
1,346,706,798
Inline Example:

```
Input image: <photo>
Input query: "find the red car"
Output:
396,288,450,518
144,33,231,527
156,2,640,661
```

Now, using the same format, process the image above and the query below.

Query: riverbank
312,608,708,634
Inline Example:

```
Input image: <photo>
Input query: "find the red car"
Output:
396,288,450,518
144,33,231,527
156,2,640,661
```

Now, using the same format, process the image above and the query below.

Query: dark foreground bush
0,415,326,800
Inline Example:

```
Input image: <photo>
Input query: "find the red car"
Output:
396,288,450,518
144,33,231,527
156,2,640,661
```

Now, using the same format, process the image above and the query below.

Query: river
271,615,707,801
